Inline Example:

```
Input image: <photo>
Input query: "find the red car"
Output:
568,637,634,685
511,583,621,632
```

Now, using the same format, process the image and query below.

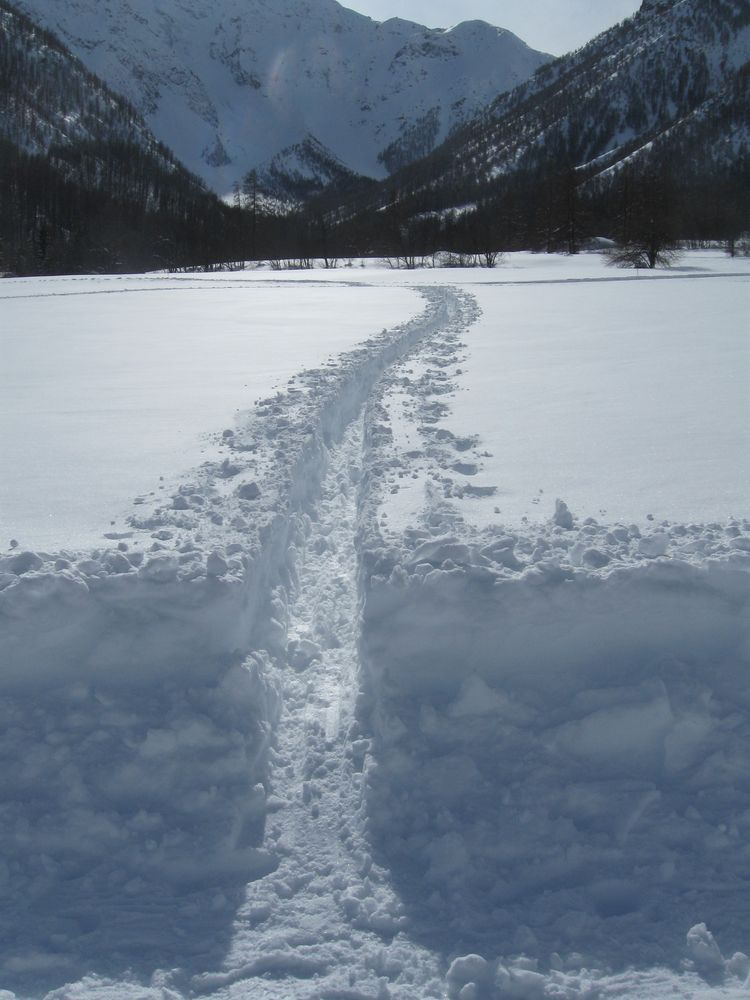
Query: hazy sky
343,1,642,55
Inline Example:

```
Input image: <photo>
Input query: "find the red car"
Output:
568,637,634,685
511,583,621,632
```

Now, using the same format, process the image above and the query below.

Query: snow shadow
0,878,250,994
0,289,458,992
0,650,280,992
358,552,750,972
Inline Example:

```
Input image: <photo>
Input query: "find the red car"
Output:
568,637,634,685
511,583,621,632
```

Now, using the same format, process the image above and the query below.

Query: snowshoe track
187,290,480,998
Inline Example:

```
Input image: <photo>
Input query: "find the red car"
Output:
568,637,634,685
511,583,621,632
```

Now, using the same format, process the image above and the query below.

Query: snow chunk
686,923,724,976
448,675,514,718
447,954,491,997
554,499,575,530
237,481,261,501
139,553,179,582
206,551,229,577
638,532,669,558
7,551,43,575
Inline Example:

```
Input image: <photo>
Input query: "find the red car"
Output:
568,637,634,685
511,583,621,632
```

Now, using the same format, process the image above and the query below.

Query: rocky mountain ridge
13,0,550,196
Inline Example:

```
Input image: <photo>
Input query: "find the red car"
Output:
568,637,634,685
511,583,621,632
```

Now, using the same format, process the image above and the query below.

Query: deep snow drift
0,253,748,1000
352,256,750,992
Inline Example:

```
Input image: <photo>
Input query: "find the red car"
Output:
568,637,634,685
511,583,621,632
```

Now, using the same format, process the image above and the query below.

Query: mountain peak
14,0,550,196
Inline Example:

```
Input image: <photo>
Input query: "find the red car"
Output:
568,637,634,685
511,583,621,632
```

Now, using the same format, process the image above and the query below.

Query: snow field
443,276,750,527
344,257,749,532
0,276,422,550
0,288,450,991
0,254,748,999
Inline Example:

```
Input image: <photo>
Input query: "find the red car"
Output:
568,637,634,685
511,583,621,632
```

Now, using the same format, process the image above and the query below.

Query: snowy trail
189,420,442,1000
0,286,461,997
2,262,749,1000
0,286,473,998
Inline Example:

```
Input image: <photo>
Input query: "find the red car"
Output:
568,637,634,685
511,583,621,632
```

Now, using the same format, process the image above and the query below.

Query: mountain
338,0,750,248
456,0,750,190
0,0,248,274
12,0,550,197
257,134,365,204
0,1,172,161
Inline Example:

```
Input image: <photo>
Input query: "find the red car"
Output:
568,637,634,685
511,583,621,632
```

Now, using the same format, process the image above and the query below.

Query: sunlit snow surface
0,276,422,549
2,257,747,550
375,260,749,531
0,252,749,1000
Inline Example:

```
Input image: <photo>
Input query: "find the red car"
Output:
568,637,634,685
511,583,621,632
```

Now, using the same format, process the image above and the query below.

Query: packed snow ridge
1,272,749,999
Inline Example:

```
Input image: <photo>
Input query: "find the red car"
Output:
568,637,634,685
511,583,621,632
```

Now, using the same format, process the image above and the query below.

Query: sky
343,0,642,55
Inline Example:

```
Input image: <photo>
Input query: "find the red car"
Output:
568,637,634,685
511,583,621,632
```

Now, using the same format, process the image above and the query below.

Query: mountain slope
12,0,550,196
348,0,750,227
0,0,244,274
255,134,363,205
0,0,166,160
475,0,750,184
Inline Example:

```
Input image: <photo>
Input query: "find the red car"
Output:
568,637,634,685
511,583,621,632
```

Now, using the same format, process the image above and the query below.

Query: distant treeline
5,92,746,275
321,153,750,267
3,140,748,276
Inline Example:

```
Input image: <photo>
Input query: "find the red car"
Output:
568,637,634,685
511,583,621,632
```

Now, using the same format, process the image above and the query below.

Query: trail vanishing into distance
1,263,749,1000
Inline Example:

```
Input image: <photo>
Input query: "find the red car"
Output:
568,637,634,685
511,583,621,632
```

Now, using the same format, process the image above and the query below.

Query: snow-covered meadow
0,277,422,550
0,252,748,1000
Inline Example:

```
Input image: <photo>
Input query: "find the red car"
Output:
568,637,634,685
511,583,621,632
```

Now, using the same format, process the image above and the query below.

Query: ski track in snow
1,268,749,1000
189,416,443,1000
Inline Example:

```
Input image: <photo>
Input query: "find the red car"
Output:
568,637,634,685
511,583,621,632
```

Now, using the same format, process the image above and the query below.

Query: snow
13,0,548,194
376,267,750,530
0,251,749,1000
0,275,421,550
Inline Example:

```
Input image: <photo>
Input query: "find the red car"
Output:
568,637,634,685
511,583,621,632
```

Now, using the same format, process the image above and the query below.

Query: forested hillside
0,1,245,274
2,0,748,275
330,0,750,260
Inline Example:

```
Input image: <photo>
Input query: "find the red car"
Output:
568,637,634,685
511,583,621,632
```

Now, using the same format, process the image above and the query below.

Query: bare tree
606,164,681,269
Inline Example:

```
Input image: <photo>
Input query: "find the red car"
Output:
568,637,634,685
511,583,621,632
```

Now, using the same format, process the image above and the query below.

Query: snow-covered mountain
0,0,166,163
1,0,239,274
12,0,550,196
481,0,750,181
356,0,750,216
2,1,295,275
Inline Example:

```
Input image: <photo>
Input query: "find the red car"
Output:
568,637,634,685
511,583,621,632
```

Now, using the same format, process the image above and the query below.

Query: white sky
343,0,642,55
